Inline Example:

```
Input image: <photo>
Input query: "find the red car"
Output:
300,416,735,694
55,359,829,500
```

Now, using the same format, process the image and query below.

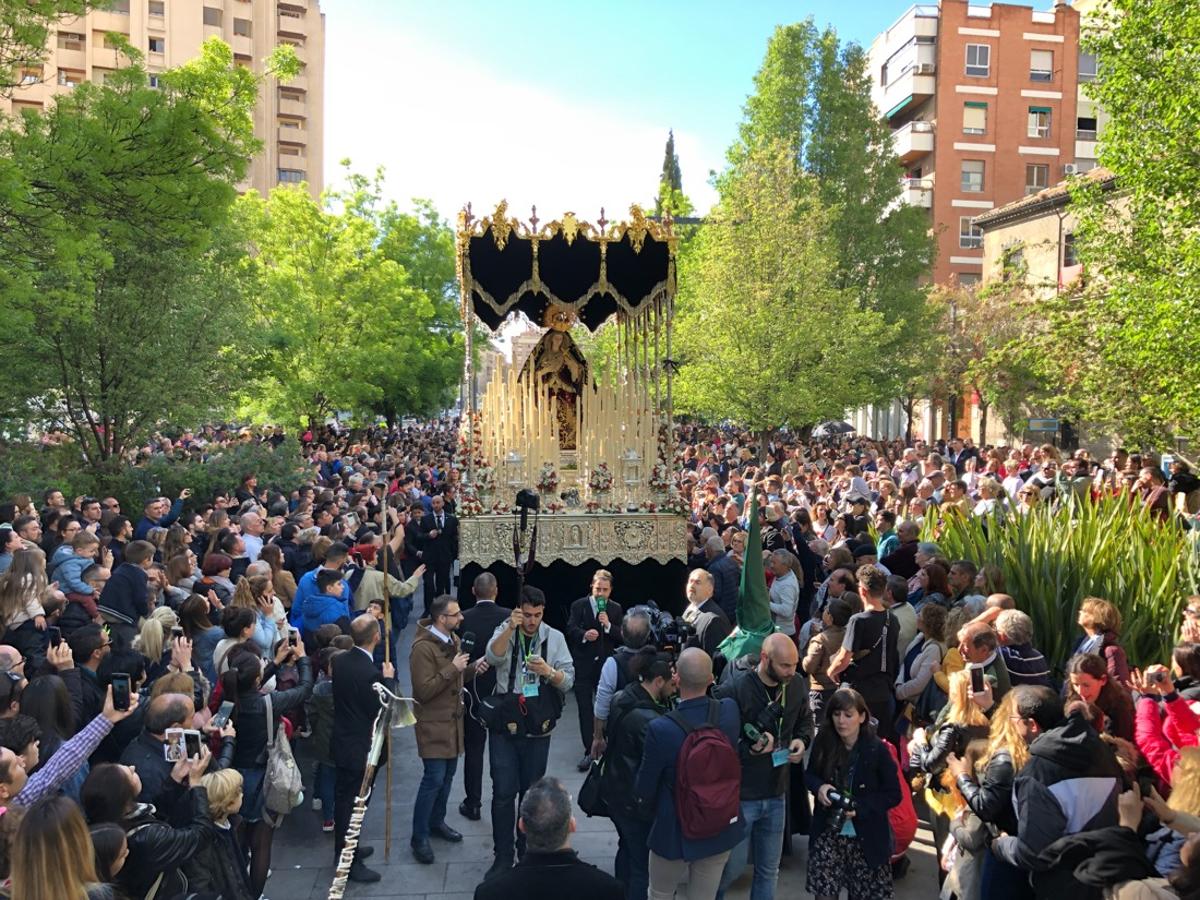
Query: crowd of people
0,421,1196,900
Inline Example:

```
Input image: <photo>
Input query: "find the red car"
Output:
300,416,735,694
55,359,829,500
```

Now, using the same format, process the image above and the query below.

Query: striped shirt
1001,643,1053,688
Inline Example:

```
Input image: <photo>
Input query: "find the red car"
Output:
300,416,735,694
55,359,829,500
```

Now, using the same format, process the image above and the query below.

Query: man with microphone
409,593,489,864
456,572,510,821
567,569,624,771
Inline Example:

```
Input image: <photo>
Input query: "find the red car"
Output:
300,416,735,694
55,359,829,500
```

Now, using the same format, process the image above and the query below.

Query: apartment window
57,68,83,87
1028,107,1052,139
1025,164,1050,195
1076,116,1098,140
148,36,165,53
1063,233,1079,268
961,159,985,193
1078,51,1097,82
1030,49,1053,82
57,31,85,51
102,33,127,49
277,169,305,184
959,217,983,249
962,101,987,135
279,118,300,129
203,7,222,26
965,44,990,77
148,0,164,16
958,273,981,288
18,67,40,85
233,18,252,36
148,73,161,88
279,88,303,102
110,0,129,12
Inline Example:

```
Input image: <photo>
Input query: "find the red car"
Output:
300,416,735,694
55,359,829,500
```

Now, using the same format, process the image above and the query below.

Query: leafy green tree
241,167,463,428
727,21,933,401
0,40,294,467
674,141,895,435
655,129,691,218
1053,0,1200,445
0,0,95,92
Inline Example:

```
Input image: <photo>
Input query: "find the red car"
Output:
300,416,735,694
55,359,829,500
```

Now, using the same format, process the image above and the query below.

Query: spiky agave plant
924,497,1199,674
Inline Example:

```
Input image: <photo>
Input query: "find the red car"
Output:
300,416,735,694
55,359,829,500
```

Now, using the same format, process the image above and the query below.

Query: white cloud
324,25,722,223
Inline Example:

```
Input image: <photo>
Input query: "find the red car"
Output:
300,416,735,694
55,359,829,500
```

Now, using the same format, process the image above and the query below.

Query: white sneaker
312,797,322,812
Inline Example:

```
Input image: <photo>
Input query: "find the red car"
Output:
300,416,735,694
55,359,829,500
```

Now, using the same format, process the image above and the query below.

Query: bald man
714,634,813,899
634,648,744,900
332,613,396,883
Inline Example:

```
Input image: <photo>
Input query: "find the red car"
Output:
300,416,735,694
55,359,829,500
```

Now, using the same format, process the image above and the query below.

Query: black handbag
578,759,609,818
482,642,564,737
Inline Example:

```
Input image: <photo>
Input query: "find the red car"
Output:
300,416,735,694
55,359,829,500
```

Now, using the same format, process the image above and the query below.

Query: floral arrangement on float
587,461,614,494
536,462,560,496
458,486,484,518
649,460,673,494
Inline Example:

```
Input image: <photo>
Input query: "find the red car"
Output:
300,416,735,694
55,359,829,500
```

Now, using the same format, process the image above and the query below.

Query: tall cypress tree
655,129,684,215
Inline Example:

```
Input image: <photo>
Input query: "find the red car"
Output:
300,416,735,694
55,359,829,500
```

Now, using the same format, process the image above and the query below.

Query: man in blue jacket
634,648,744,900
133,488,191,541
289,542,353,635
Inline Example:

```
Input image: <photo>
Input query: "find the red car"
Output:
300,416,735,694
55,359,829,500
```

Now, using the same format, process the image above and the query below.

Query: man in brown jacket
409,593,485,864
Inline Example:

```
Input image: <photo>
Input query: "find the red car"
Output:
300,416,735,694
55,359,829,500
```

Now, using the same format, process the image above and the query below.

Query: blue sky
321,1,1035,222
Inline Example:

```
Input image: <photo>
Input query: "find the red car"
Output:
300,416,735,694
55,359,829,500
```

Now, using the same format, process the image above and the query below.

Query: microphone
461,632,476,655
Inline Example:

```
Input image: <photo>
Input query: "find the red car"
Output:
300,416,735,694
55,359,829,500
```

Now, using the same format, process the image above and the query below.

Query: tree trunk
902,396,916,445
978,401,989,447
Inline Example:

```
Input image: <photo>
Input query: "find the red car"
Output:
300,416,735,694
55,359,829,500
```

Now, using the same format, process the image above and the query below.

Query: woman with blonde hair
1073,596,1132,686
10,795,109,900
910,670,991,883
258,543,297,611
946,691,1033,900
229,574,282,656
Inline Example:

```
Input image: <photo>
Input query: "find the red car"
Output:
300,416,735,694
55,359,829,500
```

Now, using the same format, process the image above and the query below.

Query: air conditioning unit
918,63,936,74
1062,163,1080,176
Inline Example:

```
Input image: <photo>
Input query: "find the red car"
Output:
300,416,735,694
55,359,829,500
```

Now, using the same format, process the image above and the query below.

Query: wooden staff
380,529,394,863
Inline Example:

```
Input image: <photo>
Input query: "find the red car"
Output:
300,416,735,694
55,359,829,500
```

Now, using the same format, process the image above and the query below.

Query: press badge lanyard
517,631,540,697
763,680,790,768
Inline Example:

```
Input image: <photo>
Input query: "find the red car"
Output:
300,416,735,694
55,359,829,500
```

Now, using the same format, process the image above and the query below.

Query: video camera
628,603,694,657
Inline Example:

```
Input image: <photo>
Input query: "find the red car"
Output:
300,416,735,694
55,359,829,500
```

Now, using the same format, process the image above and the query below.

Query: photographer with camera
713,633,812,900
568,570,625,772
805,688,902,900
483,585,574,881
602,646,677,900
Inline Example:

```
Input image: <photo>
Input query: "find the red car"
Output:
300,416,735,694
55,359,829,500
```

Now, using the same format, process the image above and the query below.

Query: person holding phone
956,621,1012,713
566,570,624,772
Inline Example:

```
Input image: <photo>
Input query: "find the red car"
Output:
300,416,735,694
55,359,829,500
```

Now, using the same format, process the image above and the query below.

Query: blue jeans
488,732,551,859
717,795,787,900
412,757,458,841
611,812,652,900
314,762,336,818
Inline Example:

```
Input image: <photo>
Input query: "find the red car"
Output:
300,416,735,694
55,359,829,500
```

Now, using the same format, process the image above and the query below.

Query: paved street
268,628,940,899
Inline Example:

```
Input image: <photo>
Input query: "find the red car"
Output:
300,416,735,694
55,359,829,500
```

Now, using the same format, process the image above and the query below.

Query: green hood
717,492,775,660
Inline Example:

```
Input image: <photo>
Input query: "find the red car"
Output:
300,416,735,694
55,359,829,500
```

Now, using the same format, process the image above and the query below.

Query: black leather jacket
602,683,665,821
119,788,210,899
910,721,989,782
955,748,1019,835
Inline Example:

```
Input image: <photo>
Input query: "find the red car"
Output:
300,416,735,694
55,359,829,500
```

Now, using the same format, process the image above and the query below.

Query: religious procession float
454,202,688,606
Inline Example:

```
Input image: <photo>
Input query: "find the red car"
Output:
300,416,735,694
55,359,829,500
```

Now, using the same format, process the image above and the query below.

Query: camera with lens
742,700,785,745
827,788,857,831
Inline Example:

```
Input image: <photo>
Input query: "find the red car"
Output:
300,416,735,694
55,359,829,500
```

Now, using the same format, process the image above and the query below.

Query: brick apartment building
868,0,1096,288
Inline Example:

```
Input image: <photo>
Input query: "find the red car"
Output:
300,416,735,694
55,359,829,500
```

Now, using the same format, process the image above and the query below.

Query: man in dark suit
474,776,622,900
419,493,458,611
566,570,624,771
704,536,740,622
456,571,510,821
679,569,732,657
402,502,426,578
331,613,395,884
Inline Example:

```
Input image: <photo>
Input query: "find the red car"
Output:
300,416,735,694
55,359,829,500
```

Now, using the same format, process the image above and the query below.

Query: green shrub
0,438,310,513
926,498,1200,672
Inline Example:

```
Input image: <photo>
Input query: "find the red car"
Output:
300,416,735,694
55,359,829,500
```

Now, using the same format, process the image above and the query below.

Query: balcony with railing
900,176,934,208
894,120,934,163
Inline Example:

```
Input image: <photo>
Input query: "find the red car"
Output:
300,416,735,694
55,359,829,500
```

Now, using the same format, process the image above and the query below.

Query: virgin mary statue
518,305,589,450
